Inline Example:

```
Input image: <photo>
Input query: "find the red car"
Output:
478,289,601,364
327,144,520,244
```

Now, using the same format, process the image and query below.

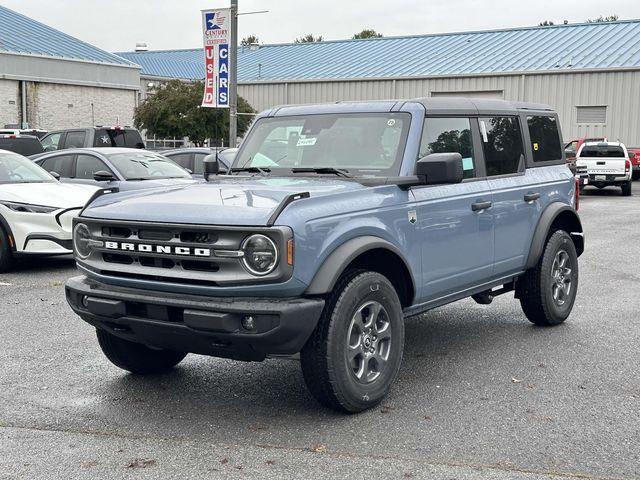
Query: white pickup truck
576,141,633,196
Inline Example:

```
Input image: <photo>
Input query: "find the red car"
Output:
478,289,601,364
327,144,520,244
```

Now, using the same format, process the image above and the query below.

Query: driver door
410,117,494,303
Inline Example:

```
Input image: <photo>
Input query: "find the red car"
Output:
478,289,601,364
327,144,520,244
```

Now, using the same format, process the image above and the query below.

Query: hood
82,176,367,226
0,182,99,209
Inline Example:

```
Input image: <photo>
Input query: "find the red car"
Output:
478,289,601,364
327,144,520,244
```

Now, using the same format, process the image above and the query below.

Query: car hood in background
0,182,99,209
81,176,368,226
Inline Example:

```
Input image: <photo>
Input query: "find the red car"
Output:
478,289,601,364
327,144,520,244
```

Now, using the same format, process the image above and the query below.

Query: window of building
576,106,606,124
479,117,525,176
527,116,563,162
419,117,476,178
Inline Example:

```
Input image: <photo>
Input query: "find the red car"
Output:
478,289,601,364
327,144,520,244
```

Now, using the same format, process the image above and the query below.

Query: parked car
33,148,196,191
1,125,48,139
575,141,633,195
0,135,44,156
161,147,237,176
39,126,145,152
628,147,640,180
0,149,99,272
564,137,606,163
65,98,583,413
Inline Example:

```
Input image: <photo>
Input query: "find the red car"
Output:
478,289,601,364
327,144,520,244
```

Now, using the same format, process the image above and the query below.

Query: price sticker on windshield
296,137,318,147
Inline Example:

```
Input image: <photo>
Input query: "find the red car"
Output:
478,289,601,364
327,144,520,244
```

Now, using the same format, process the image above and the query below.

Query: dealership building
119,20,640,145
0,5,140,131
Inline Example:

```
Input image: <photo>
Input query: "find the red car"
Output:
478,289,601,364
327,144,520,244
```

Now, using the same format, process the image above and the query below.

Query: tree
240,35,259,46
352,29,383,39
134,80,256,146
295,34,323,43
538,20,555,26
586,15,619,23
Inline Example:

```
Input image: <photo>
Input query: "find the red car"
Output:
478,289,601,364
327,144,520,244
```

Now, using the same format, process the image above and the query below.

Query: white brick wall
0,79,20,126
27,83,137,130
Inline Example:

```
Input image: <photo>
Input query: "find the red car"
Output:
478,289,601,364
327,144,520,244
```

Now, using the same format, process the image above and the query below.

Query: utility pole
229,0,238,148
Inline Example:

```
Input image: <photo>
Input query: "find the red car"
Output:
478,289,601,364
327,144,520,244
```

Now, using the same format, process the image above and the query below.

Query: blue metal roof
117,20,640,82
0,5,136,66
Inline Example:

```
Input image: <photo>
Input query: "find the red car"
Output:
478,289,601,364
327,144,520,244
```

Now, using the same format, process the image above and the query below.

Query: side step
471,281,516,305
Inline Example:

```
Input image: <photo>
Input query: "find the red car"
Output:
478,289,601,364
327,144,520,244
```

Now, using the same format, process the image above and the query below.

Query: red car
628,148,640,180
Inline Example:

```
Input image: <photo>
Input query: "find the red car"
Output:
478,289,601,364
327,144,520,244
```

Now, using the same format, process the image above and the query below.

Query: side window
168,153,192,170
193,153,207,174
419,117,476,179
41,154,74,177
65,131,87,149
41,133,62,151
527,116,562,162
75,154,112,179
479,117,525,176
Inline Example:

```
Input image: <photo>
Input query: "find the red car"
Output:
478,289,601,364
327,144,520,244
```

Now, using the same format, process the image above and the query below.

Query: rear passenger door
411,117,494,302
480,116,537,276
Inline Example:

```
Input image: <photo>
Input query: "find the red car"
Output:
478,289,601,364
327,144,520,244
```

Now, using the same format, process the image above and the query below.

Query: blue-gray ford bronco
66,98,584,413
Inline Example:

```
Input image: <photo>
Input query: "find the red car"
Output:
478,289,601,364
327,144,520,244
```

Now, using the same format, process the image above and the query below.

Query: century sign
201,9,231,108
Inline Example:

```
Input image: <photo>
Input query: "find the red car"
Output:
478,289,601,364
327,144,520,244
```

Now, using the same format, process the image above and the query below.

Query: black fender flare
305,235,415,296
0,212,16,252
525,203,584,270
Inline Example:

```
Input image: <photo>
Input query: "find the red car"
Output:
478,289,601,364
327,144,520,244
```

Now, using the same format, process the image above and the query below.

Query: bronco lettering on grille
104,241,211,257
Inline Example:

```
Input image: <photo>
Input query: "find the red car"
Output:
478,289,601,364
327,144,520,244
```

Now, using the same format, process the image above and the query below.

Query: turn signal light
287,239,294,265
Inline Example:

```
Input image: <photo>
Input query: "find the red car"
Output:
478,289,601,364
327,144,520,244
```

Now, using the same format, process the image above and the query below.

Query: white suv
0,149,99,271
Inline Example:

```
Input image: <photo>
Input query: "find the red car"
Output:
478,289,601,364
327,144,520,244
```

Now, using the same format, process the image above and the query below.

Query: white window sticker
296,136,317,147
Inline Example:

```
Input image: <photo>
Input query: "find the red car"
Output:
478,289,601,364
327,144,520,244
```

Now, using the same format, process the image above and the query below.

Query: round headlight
241,234,278,276
73,223,93,259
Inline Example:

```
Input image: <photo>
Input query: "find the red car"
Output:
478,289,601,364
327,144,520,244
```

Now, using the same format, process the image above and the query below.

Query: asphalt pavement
1,184,639,480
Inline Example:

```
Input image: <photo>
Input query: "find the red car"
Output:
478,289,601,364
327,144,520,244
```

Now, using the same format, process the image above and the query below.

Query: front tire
96,329,187,374
621,180,632,196
301,271,405,413
0,227,14,273
518,230,579,326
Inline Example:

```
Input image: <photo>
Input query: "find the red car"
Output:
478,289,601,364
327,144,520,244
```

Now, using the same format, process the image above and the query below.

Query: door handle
471,201,492,212
524,192,541,202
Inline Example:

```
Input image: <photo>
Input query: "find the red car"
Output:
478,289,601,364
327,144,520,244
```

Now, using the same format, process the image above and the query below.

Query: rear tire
301,270,405,413
96,329,187,374
621,181,632,196
0,227,14,273
518,230,578,326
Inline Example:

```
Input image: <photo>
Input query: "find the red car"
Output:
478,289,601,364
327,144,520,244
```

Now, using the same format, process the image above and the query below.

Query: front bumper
65,275,325,361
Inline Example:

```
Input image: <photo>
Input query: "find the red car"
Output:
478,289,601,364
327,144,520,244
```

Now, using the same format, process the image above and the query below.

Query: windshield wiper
291,167,352,178
229,166,271,176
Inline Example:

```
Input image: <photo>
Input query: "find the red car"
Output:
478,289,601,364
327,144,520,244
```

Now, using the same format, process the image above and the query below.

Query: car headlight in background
241,234,278,275
0,201,57,213
73,223,101,259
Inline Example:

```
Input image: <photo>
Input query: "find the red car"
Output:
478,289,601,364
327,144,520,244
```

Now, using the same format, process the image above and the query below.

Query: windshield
233,113,410,177
104,152,192,180
0,151,56,184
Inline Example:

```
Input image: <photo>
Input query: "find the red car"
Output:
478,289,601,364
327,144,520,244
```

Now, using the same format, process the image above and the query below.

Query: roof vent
249,42,260,51
135,42,149,52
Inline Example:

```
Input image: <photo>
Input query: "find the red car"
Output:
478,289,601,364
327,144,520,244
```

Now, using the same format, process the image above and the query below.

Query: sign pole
229,0,238,147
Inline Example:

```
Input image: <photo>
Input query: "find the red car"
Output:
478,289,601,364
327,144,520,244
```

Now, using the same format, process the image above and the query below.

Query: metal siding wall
239,70,640,145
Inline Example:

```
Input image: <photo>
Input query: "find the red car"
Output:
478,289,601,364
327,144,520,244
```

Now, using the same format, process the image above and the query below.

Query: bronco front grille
77,219,293,287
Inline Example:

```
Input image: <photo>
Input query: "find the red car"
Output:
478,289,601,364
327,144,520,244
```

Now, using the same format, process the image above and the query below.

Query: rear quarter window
527,116,563,162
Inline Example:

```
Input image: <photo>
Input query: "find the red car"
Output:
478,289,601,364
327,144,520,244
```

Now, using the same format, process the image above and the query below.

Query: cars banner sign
201,9,230,108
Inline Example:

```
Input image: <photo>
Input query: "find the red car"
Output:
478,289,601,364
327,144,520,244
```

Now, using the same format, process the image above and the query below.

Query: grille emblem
104,241,211,257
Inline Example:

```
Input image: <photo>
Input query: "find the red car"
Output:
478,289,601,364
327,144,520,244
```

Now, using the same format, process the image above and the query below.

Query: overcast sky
3,0,640,52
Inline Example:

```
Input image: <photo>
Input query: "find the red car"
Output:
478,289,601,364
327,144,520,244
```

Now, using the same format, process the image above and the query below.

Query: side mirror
93,170,116,182
202,154,219,181
416,152,464,185
49,171,60,180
